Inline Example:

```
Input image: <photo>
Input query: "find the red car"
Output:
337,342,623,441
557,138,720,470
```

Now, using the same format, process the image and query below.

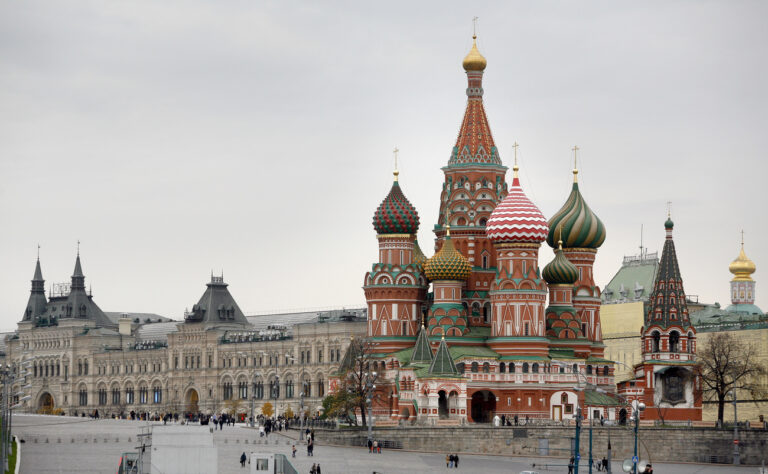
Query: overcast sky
1,1,766,332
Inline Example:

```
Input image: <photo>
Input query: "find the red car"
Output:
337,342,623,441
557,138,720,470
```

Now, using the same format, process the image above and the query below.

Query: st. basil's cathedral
355,35,703,424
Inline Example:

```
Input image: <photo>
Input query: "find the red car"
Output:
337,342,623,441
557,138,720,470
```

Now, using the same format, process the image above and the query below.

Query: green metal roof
410,327,434,364
428,338,459,375
601,255,658,304
584,390,621,407
498,355,550,361
448,345,499,360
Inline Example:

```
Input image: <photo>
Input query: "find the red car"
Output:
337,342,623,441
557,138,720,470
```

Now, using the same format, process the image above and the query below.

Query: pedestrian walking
645,464,653,474
602,457,608,472
568,456,575,474
292,444,297,458
446,454,451,468
310,463,317,474
368,439,373,453
240,452,246,468
316,464,322,474
514,414,519,426
454,453,459,468
449,454,455,468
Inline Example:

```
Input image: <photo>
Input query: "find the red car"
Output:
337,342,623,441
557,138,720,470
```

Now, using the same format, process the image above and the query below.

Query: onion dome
372,172,420,235
665,217,674,230
424,230,471,281
543,241,579,285
729,240,756,282
486,165,549,243
546,168,606,249
413,240,428,267
462,35,487,72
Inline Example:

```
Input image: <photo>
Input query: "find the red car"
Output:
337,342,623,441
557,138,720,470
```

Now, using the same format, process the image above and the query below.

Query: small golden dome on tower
729,243,756,282
462,35,487,72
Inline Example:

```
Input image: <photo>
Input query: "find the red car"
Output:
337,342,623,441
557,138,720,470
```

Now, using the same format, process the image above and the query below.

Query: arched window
669,331,680,353
652,331,661,353
499,362,506,373
603,366,610,376
586,365,593,375
687,332,694,353
509,363,515,373
482,362,490,373
456,363,465,374
522,363,529,373
561,393,568,404
572,363,578,374
471,362,479,373
532,363,539,373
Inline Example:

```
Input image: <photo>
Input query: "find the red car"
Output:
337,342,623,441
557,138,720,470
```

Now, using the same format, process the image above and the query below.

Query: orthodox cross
393,147,399,170
472,16,479,37
77,240,80,256
572,145,579,168
666,201,672,218
741,229,745,246
37,243,41,260
512,141,519,166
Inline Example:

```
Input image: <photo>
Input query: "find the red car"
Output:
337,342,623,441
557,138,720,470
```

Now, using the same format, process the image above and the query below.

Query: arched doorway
470,390,496,423
185,388,199,414
619,408,628,426
38,392,54,414
438,390,449,419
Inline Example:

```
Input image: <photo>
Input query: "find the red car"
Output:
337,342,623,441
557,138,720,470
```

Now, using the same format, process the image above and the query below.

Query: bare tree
699,332,768,424
336,337,385,427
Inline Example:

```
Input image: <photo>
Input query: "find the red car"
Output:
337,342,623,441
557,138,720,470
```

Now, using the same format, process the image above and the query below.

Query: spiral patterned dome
546,173,606,249
373,180,420,235
486,173,549,244
424,235,471,281
543,243,579,285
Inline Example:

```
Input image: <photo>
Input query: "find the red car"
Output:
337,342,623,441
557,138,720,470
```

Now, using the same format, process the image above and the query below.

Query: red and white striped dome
486,175,549,243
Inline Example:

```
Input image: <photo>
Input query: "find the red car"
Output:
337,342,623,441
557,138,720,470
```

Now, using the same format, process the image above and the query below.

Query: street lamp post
632,400,646,474
299,390,305,441
574,404,582,474
273,374,280,419
364,371,377,445
732,390,740,465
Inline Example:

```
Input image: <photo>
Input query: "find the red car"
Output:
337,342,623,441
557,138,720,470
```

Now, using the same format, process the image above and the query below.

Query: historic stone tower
547,163,607,358
434,35,508,328
485,163,550,356
727,233,759,313
364,168,429,352
626,215,702,420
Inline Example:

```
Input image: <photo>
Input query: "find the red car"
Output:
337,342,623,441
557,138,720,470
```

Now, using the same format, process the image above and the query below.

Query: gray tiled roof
136,322,182,341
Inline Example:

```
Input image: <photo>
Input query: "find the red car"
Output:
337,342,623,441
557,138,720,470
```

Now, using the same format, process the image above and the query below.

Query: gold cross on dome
472,17,479,37
667,201,672,218
741,229,745,246
393,147,399,170
572,145,579,168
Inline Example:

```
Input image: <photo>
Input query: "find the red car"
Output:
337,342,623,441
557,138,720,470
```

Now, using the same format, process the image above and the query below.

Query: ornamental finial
393,147,400,182
512,142,519,178
572,145,579,183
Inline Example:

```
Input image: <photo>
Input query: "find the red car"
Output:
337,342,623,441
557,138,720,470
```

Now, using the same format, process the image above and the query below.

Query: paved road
11,415,761,473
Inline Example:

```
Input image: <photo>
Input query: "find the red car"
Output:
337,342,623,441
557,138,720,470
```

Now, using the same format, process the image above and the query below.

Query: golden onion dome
729,244,756,281
462,35,487,72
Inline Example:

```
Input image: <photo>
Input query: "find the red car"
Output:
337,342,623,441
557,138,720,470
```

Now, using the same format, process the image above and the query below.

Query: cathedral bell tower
435,34,508,327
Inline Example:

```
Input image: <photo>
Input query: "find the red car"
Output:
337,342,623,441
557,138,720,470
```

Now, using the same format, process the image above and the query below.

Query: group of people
445,453,460,468
309,463,322,474
366,439,383,453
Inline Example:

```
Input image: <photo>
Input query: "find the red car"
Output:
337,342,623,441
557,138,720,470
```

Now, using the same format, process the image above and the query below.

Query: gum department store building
3,252,366,418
